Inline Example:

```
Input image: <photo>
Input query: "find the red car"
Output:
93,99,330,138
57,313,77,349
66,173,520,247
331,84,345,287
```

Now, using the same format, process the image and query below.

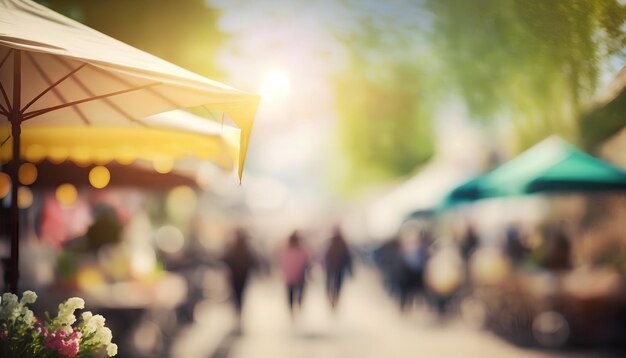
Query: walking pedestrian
280,231,310,315
222,228,258,320
398,229,430,311
323,226,352,311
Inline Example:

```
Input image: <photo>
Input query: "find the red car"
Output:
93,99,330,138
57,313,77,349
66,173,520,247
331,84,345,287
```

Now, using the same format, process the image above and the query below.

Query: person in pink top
280,231,310,314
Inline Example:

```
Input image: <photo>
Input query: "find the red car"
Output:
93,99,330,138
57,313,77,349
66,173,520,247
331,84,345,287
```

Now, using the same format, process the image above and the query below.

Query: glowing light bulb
89,166,110,189
18,163,37,185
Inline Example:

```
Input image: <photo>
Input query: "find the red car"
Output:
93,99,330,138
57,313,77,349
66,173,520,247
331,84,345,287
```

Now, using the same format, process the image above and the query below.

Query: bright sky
206,0,490,230
208,0,351,205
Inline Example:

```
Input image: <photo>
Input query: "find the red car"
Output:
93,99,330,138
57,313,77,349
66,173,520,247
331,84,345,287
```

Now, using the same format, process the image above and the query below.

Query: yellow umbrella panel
0,110,241,170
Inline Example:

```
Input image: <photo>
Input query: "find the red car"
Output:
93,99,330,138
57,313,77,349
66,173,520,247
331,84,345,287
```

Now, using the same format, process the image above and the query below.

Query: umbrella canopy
0,0,259,292
1,109,241,170
445,137,626,206
0,0,258,176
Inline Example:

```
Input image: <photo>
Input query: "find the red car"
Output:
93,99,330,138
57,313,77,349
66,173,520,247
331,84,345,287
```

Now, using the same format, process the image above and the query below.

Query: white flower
91,315,105,329
80,312,105,334
64,297,85,311
2,293,18,305
106,343,118,357
81,311,93,321
58,312,77,326
55,297,85,327
0,293,20,321
22,308,34,325
20,291,37,305
0,292,37,325
94,326,113,345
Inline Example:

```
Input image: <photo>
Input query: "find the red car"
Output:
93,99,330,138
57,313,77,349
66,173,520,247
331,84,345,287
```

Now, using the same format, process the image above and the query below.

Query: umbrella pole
7,50,21,294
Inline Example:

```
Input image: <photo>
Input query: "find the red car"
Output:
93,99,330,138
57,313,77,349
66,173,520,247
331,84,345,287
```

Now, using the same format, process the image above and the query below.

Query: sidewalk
170,266,612,358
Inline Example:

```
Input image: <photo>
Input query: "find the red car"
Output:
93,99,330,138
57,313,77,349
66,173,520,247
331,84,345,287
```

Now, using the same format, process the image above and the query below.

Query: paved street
171,266,618,358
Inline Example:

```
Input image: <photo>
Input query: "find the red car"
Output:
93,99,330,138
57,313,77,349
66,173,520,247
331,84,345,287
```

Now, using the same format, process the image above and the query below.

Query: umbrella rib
0,48,12,71
24,52,91,125
0,50,13,112
1,135,9,147
89,66,181,107
20,58,88,114
22,82,160,121
53,56,146,126
0,81,11,113
202,105,223,122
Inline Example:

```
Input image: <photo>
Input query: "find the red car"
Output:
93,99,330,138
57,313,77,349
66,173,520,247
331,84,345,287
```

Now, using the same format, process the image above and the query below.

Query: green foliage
331,0,626,193
334,61,436,192
425,0,626,150
580,83,626,151
331,1,438,193
36,0,225,79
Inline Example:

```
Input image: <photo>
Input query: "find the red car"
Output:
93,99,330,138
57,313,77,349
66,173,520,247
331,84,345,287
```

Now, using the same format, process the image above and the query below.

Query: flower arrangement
0,291,117,357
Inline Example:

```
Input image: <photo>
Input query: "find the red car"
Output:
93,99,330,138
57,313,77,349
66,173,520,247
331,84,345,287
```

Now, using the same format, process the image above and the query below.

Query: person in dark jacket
398,229,430,311
323,226,353,311
222,229,258,317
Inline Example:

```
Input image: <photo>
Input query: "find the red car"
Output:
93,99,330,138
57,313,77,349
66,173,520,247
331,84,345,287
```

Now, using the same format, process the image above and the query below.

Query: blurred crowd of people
220,225,354,325
366,211,626,348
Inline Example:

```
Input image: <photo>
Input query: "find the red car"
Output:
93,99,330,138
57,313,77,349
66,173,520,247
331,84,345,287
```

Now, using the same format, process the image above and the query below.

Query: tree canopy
36,0,224,79
424,0,626,148
330,0,626,193
331,1,439,192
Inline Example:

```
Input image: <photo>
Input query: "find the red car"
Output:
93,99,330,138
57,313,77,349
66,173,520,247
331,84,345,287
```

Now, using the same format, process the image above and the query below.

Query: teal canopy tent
444,137,626,206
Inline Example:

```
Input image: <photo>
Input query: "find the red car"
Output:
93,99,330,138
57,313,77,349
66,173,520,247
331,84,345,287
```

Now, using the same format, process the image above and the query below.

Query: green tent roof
444,137,626,206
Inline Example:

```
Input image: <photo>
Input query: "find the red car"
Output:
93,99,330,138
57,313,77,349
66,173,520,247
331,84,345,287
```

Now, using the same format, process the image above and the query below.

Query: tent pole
8,49,21,294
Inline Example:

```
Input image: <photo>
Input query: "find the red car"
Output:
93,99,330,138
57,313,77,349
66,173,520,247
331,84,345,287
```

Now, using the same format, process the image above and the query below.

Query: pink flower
34,317,48,336
44,330,64,350
70,330,82,341
58,338,79,358
45,329,81,358
0,330,8,341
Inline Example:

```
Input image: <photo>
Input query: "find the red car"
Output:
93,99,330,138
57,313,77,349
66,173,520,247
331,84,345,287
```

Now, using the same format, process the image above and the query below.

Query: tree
36,0,225,79
331,1,439,193
425,0,626,150
580,71,626,151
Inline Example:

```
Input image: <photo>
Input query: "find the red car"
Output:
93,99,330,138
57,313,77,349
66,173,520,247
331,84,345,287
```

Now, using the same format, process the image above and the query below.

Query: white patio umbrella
0,0,259,292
